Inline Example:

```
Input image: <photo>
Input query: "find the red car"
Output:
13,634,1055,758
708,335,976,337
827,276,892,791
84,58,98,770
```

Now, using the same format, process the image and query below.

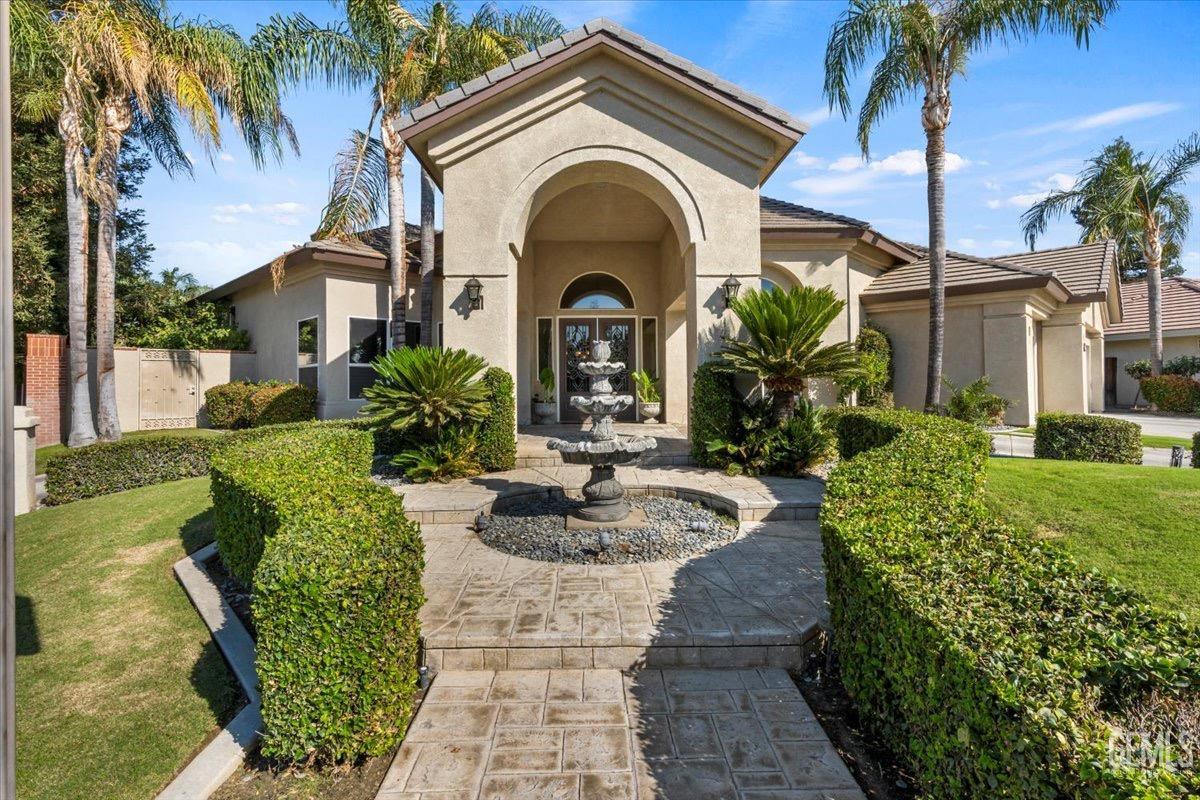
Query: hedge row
1033,412,1142,464
477,367,516,472
204,380,317,429
822,408,1198,799
1141,374,1200,413
210,425,424,762
690,362,736,467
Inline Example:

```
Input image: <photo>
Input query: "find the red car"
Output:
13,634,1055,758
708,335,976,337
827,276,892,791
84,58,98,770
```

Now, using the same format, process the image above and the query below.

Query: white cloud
218,152,235,163
162,238,299,283
261,201,304,214
1184,251,1200,276
214,203,254,215
991,239,1017,250
210,201,307,225
1020,102,1183,135
957,238,978,250
987,172,1076,209
720,0,795,63
211,214,239,225
792,150,824,169
790,148,969,196
796,104,834,129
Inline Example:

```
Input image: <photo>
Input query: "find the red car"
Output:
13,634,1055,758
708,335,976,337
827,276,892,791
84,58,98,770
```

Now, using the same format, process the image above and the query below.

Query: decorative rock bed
477,494,739,564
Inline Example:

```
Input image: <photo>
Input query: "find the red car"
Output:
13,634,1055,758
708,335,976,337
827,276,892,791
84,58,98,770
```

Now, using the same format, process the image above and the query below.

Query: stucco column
982,302,1038,426
441,244,519,395
1088,333,1105,412
1040,310,1089,414
13,407,39,515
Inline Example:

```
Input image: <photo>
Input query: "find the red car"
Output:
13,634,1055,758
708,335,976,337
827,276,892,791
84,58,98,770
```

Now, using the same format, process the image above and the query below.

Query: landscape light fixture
722,275,742,307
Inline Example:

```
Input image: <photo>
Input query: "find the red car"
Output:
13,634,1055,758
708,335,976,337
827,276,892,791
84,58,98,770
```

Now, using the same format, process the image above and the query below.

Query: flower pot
639,402,661,424
533,401,557,424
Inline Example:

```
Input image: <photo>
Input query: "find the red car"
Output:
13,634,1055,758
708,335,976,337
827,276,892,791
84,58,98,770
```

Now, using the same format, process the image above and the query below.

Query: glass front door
558,317,637,422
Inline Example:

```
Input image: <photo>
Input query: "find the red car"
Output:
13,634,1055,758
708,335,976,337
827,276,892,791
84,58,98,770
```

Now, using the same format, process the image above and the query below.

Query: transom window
560,273,634,310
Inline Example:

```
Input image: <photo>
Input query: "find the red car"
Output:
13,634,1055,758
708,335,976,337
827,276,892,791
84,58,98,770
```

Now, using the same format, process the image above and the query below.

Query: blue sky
146,0,1200,288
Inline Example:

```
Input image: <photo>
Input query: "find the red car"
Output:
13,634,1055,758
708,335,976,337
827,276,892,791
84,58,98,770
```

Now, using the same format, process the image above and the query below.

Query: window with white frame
348,317,387,399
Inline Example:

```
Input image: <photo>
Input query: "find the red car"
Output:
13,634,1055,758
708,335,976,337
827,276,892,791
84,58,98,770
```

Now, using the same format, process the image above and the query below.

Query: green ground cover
16,477,236,800
985,457,1200,617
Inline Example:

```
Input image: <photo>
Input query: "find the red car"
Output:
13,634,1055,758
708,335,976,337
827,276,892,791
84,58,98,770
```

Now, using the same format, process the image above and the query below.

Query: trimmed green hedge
690,362,737,467
204,380,317,429
45,435,220,505
1141,374,1200,413
211,425,424,762
1034,412,1142,464
477,367,516,472
822,408,1198,799
204,381,257,429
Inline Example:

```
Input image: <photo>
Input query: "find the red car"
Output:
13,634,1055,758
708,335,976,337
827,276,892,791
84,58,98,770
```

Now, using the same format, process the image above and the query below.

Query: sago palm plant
716,286,860,423
362,346,491,437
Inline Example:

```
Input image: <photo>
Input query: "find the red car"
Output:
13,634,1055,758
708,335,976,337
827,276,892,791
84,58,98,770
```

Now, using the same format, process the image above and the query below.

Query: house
200,18,1120,428
1104,277,1200,406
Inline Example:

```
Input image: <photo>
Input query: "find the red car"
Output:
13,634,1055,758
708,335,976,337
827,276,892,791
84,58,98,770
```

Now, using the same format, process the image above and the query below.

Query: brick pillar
24,333,68,446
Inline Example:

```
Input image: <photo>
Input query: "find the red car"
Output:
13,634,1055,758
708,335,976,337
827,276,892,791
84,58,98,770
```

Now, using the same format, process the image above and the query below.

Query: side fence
24,333,256,446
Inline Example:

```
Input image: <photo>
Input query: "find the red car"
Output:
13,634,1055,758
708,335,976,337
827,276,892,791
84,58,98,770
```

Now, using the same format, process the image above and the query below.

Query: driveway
1098,411,1200,439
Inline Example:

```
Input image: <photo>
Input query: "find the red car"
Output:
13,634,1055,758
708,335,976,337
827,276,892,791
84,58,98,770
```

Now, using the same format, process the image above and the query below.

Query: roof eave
861,275,1068,305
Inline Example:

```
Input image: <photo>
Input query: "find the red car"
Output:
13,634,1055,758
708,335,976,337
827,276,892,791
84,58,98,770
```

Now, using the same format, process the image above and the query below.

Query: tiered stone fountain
548,340,657,524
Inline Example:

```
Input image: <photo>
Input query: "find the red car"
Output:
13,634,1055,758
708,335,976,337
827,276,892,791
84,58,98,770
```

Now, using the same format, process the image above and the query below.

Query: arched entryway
512,161,694,425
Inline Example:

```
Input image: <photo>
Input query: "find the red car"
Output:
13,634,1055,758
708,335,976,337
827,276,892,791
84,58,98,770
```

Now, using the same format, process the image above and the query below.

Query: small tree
716,286,860,424
1124,358,1152,407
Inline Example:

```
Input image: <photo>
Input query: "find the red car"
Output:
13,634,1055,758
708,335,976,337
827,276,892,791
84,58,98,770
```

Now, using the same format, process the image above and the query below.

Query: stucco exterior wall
1106,333,1200,405
230,264,325,389
323,272,392,418
866,304,987,413
426,49,772,430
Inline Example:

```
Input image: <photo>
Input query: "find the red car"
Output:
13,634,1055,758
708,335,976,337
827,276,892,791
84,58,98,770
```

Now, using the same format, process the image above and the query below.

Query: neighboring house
200,17,1120,427
1104,277,1200,406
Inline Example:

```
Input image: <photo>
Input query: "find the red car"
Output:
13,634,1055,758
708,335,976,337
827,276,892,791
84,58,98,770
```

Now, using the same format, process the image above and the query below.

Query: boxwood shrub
44,434,221,505
822,408,1199,799
246,382,317,426
1034,412,1142,464
477,367,516,472
204,381,257,429
1140,374,1200,413
210,425,424,762
690,362,737,467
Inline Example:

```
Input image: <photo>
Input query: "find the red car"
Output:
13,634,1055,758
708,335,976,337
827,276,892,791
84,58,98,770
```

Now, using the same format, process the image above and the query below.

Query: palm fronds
362,346,491,436
314,126,389,241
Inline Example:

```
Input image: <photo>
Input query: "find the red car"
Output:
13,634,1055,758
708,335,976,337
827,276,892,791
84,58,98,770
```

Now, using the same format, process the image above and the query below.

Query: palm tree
1022,133,1200,375
315,1,561,349
716,286,861,423
823,0,1114,410
15,0,355,443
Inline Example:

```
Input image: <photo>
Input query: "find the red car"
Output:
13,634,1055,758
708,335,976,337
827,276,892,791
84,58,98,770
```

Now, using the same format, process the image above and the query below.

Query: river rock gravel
477,494,739,564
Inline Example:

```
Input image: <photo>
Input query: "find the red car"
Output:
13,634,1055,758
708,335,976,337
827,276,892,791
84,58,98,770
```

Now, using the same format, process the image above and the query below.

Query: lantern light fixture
721,275,742,308
465,276,483,310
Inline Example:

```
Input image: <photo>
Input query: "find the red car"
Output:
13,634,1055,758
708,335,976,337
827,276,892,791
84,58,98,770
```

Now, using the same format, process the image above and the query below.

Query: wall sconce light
465,276,483,310
721,275,742,308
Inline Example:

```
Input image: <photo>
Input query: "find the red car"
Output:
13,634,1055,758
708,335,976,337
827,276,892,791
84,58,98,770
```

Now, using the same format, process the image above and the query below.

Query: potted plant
632,370,662,423
533,367,556,424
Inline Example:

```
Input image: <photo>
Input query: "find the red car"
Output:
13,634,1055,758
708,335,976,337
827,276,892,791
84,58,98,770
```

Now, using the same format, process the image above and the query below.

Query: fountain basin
548,435,657,466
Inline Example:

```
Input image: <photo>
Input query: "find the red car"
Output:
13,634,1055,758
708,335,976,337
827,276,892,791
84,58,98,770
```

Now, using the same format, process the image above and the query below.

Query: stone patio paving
377,668,864,800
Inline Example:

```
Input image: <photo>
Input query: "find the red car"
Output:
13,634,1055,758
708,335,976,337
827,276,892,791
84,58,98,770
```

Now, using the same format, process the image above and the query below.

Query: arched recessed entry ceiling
528,183,670,242
561,273,635,309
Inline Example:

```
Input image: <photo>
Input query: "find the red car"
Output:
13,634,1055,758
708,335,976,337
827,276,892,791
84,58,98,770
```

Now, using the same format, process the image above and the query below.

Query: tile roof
759,196,871,230
864,240,1115,303
1107,277,1200,336
396,18,807,137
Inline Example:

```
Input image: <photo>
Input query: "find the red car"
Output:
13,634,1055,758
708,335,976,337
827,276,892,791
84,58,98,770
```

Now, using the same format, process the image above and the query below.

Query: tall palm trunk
419,168,436,347
95,96,133,441
60,99,97,448
1144,224,1164,377
382,112,408,349
922,90,950,411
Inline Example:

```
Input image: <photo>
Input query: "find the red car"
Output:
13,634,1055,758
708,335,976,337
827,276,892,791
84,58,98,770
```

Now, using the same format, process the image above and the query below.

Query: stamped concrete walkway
378,465,862,799
377,668,864,800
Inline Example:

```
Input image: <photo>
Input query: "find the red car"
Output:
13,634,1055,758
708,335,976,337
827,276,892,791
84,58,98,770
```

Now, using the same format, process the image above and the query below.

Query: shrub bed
822,408,1198,798
204,380,317,429
478,367,516,472
1141,374,1200,413
210,425,424,762
690,362,737,467
45,435,220,505
1033,412,1142,464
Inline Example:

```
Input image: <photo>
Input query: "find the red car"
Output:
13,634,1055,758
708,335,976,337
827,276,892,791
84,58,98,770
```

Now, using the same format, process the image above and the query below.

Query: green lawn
1011,427,1191,451
985,457,1200,618
16,477,237,800
36,427,227,473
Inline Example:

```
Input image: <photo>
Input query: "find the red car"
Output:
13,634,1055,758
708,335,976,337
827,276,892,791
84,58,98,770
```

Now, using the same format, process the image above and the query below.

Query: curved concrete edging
158,542,260,800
